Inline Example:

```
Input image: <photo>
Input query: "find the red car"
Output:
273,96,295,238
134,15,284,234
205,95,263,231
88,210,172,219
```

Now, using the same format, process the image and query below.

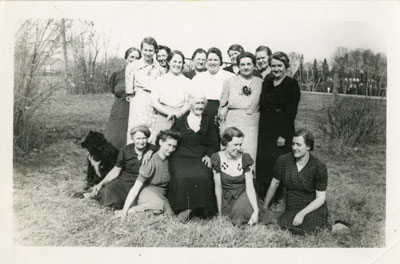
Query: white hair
188,89,207,106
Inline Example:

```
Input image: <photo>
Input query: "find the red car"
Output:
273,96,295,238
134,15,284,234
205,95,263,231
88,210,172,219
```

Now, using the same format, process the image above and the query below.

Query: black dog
80,130,119,191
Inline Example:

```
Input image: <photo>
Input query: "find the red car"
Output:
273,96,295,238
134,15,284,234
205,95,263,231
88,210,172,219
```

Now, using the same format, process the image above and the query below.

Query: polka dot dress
273,153,329,235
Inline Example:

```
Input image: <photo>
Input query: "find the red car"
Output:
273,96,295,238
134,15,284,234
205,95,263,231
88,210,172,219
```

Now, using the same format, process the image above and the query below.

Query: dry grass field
13,92,386,247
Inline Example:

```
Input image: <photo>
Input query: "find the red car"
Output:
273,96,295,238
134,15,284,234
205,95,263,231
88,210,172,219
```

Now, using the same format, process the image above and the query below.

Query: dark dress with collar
105,69,130,150
168,113,219,216
256,75,301,199
96,143,157,209
274,153,329,235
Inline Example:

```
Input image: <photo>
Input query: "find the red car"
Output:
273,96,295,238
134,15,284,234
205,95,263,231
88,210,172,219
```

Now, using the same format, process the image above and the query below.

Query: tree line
291,48,386,97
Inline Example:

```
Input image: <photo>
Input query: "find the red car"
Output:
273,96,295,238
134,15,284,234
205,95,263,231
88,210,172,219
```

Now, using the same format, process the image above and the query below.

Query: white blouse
187,112,201,132
192,70,234,101
151,73,190,108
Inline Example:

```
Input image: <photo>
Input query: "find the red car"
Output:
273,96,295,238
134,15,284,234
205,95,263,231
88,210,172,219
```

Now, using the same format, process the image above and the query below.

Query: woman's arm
213,171,223,216
217,79,230,123
263,178,280,208
279,78,301,140
292,190,326,226
125,62,136,95
245,169,259,225
151,85,175,116
92,166,122,195
117,180,144,217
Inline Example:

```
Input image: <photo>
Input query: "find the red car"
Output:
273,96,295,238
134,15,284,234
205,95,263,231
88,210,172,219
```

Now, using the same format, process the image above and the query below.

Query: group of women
89,36,333,235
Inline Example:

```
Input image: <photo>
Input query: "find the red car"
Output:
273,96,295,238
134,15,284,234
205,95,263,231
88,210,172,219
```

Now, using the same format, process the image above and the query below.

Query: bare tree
14,19,63,152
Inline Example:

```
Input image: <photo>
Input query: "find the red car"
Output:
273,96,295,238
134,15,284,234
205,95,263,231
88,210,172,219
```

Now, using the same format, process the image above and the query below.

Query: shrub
14,19,63,153
318,96,385,151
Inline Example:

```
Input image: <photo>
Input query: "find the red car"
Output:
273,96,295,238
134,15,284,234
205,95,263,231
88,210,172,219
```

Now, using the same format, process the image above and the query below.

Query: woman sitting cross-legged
211,127,274,225
114,129,181,217
85,126,157,210
263,129,330,235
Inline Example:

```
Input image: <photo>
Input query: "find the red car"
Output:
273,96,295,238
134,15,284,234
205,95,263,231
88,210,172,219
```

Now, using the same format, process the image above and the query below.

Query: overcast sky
5,1,390,64
86,2,388,63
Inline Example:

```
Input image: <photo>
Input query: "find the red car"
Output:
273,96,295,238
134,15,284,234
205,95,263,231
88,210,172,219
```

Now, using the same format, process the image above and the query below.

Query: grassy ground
13,92,386,247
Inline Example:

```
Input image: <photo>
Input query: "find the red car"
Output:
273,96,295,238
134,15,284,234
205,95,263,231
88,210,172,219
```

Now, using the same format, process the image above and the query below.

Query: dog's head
81,130,107,151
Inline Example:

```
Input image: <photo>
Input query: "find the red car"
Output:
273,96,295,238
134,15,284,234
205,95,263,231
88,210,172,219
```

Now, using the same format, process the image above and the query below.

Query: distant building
40,58,64,75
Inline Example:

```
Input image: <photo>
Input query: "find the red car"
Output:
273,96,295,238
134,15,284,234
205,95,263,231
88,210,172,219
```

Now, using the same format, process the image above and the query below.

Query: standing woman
218,52,262,173
223,44,244,75
156,45,171,70
151,50,191,143
192,47,234,127
183,48,207,80
168,91,219,221
256,51,301,201
105,47,141,149
255,45,272,79
125,37,166,144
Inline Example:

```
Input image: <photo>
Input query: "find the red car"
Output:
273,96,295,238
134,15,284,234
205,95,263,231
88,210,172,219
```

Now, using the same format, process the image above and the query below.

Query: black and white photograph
2,1,400,263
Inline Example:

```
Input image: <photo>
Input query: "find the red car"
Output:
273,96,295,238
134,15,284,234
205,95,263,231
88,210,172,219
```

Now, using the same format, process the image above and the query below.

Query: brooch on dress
242,85,252,96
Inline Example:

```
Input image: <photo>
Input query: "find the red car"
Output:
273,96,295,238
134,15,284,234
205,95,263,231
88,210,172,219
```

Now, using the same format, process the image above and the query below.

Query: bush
318,96,385,151
14,19,63,153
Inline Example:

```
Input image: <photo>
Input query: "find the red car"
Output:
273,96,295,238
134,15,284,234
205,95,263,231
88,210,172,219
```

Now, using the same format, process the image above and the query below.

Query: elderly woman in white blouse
150,50,191,143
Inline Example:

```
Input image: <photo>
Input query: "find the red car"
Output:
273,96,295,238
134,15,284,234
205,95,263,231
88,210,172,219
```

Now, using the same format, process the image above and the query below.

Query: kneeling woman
211,127,273,225
88,126,157,210
168,91,219,221
263,129,329,235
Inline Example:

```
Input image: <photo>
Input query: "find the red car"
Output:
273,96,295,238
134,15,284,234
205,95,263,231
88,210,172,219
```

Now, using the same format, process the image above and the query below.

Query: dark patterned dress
211,152,275,225
96,143,157,209
168,113,219,216
256,75,301,199
274,153,329,235
105,69,130,150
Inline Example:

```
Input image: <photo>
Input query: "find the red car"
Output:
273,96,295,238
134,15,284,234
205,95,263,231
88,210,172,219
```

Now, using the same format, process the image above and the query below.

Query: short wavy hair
156,129,181,146
294,129,314,151
255,45,272,56
207,47,223,66
130,125,151,138
166,50,186,72
221,127,244,147
227,44,244,54
269,51,290,69
191,48,207,60
236,51,256,66
157,45,171,55
124,47,141,60
140,37,158,52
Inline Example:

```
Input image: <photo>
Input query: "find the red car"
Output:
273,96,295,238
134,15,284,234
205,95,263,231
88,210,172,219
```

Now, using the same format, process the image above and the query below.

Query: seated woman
151,50,191,143
86,126,157,210
168,91,219,221
263,129,330,235
114,129,181,217
211,127,274,225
